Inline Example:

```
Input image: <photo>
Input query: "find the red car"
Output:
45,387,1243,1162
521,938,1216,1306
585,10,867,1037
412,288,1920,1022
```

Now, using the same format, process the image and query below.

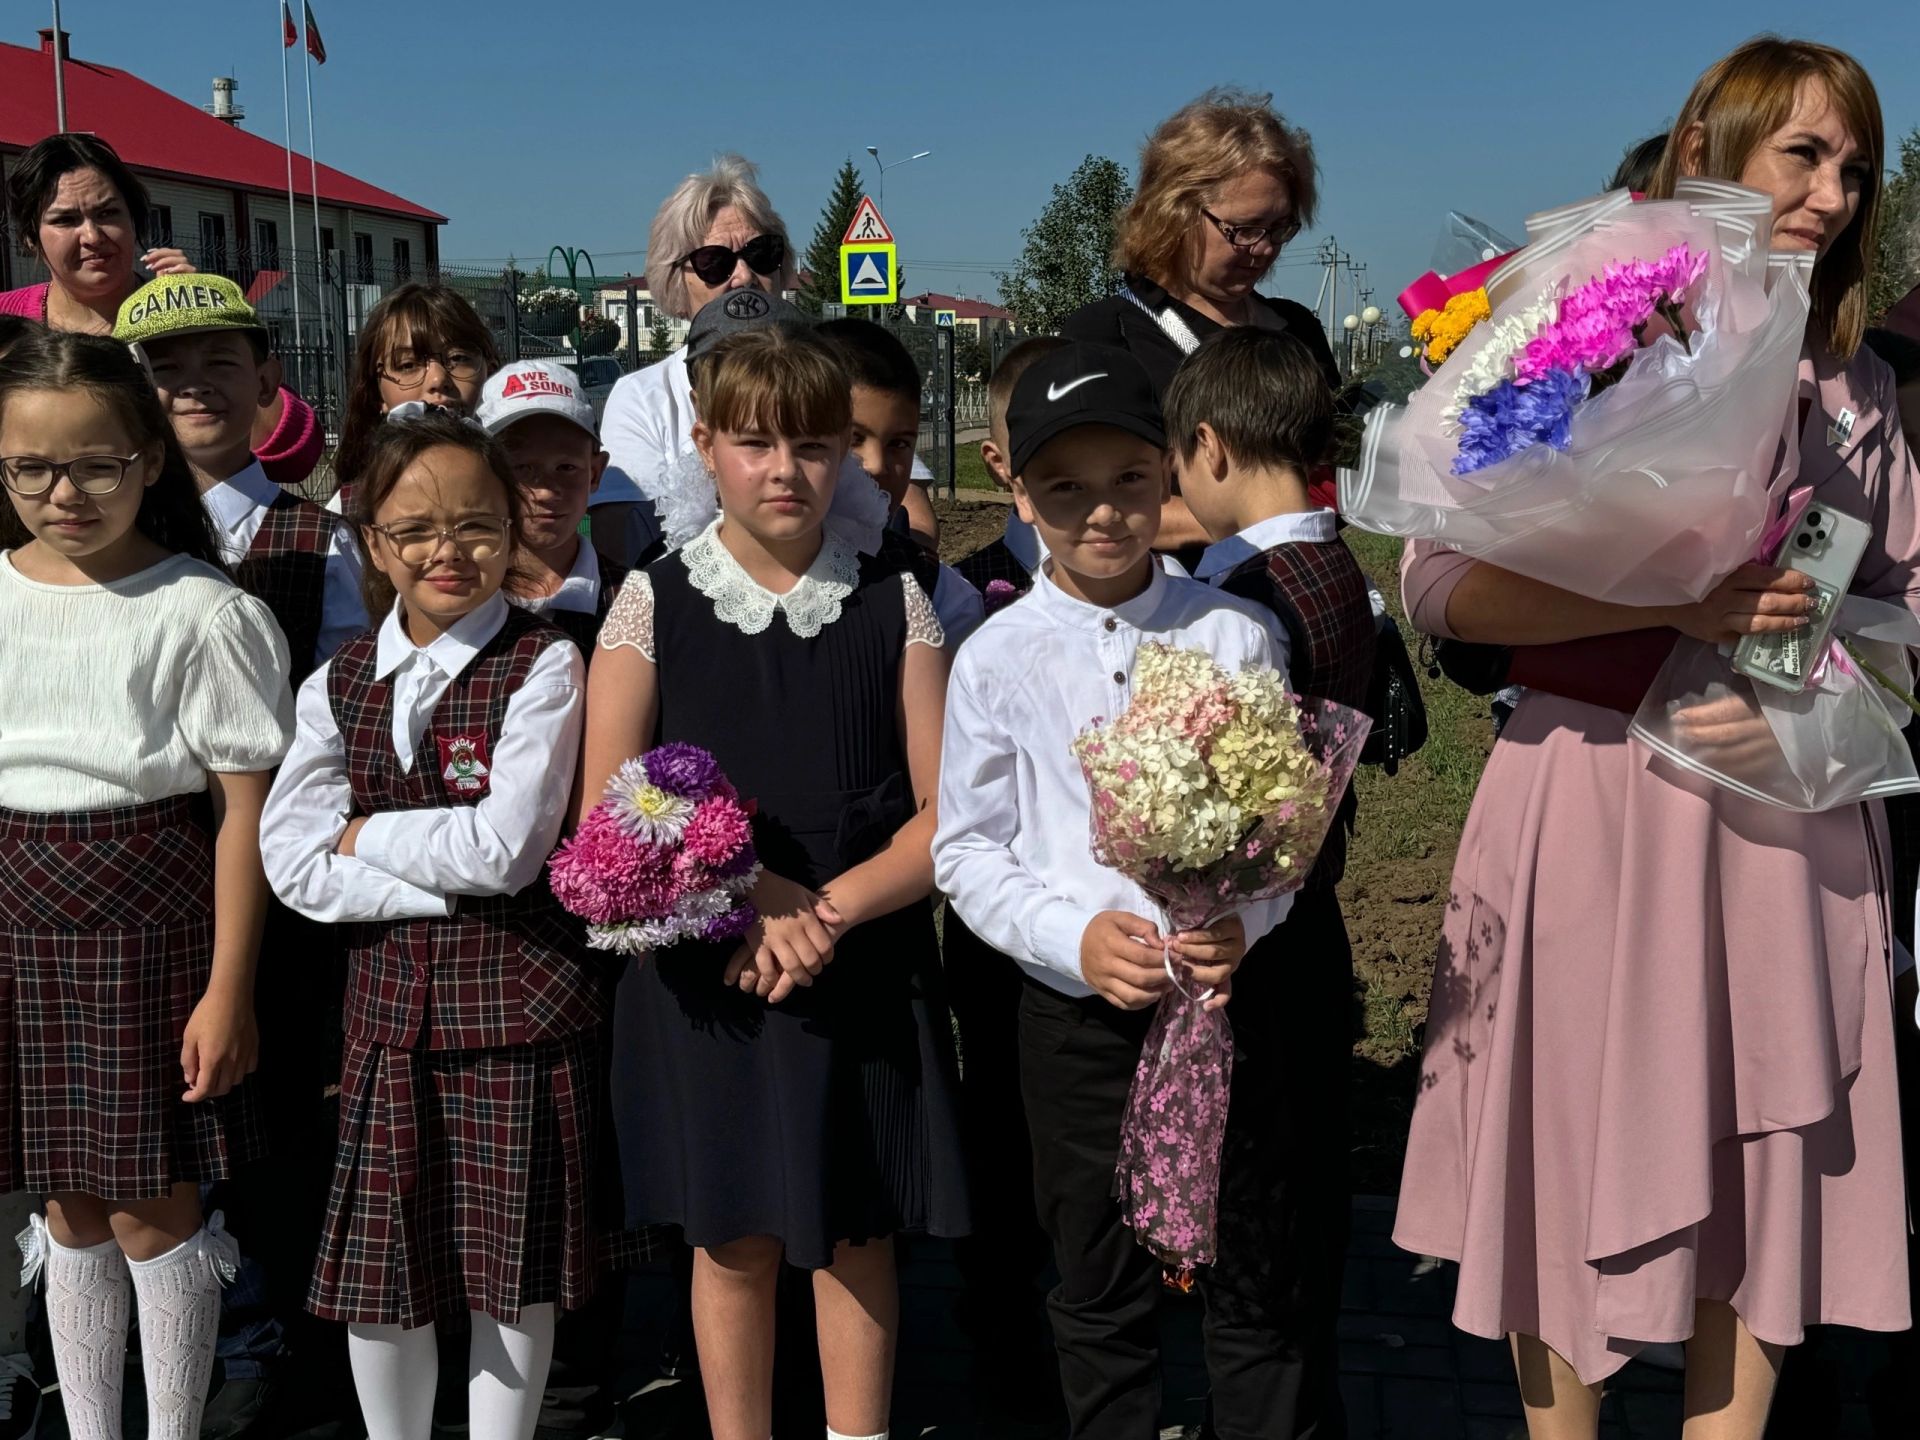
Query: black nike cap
1006,342,1166,477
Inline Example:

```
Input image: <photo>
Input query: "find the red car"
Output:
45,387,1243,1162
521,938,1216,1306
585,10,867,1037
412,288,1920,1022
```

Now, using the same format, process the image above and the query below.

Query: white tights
347,1306,557,1440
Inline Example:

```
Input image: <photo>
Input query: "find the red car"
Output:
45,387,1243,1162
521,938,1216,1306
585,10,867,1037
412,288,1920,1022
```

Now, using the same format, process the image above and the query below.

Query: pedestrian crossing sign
934,310,957,328
840,242,898,305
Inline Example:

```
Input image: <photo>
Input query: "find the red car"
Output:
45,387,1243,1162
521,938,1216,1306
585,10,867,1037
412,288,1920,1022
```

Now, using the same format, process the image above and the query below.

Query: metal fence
10,236,1010,493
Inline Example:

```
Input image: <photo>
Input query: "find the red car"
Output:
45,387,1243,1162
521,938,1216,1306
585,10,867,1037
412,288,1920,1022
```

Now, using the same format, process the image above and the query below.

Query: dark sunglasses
679,233,786,287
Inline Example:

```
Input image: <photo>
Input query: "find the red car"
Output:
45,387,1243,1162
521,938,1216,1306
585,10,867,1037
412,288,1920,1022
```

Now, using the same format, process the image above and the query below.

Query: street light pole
864,145,932,211
50,0,66,130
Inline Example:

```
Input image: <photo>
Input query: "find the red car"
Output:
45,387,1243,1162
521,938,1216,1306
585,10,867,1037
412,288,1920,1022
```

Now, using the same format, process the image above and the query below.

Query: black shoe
198,1371,275,1440
0,1354,40,1440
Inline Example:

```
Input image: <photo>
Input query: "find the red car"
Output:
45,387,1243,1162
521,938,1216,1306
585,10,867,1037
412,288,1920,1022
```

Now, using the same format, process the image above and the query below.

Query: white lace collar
681,519,860,639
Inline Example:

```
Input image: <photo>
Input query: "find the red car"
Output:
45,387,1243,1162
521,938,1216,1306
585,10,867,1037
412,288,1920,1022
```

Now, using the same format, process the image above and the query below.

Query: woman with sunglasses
1058,89,1340,561
594,155,797,567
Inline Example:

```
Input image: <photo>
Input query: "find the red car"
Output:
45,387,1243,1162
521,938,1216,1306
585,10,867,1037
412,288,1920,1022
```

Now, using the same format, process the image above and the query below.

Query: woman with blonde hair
1392,36,1914,1438
1059,88,1341,557
594,155,797,564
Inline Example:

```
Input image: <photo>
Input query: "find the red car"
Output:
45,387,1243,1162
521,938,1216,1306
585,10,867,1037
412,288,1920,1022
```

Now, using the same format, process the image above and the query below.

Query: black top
1057,272,1342,398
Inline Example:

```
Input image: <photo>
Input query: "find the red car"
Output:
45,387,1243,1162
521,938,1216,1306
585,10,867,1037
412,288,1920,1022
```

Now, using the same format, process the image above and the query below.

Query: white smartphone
1732,504,1871,693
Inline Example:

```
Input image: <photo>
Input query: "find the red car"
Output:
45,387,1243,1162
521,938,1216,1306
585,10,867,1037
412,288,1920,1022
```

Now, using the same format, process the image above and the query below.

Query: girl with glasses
331,284,503,514
260,410,611,1440
0,331,293,1440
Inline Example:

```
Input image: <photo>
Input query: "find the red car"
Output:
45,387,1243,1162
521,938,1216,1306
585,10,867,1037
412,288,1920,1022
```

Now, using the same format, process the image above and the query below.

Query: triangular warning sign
849,254,888,290
843,196,894,244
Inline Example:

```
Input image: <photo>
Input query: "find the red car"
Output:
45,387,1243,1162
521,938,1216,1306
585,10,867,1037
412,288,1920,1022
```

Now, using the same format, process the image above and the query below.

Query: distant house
594,277,689,353
0,28,444,341
900,291,1015,349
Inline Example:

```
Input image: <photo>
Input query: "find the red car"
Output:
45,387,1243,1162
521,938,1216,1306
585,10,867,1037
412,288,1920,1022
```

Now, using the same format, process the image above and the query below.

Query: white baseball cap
476,360,597,441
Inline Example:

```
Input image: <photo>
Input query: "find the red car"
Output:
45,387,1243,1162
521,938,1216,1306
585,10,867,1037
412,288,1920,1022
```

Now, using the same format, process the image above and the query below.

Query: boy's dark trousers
1018,890,1353,1440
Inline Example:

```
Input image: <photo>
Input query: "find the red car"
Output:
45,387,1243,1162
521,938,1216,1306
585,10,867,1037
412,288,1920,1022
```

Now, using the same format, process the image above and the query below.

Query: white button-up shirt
261,594,585,925
933,562,1292,997
512,539,603,620
201,459,368,666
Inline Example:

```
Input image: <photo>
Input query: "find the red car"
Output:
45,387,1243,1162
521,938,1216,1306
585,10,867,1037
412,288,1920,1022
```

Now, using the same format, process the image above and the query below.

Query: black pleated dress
608,535,970,1269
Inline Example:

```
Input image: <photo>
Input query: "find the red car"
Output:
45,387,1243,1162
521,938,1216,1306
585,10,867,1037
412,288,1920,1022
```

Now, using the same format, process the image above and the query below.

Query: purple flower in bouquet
983,579,1019,615
1452,368,1589,476
642,742,726,799
549,744,761,956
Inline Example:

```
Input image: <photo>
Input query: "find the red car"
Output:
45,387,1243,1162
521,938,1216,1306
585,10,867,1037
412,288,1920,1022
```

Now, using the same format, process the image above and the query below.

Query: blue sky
49,0,1920,321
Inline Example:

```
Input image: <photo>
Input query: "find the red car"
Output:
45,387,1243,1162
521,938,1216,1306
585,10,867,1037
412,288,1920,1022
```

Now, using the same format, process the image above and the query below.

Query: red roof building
901,291,1014,322
0,29,443,291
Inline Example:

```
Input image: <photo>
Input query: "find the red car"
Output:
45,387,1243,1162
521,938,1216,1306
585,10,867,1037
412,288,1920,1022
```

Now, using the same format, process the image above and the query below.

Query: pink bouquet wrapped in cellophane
1341,179,1814,607
1071,644,1370,1279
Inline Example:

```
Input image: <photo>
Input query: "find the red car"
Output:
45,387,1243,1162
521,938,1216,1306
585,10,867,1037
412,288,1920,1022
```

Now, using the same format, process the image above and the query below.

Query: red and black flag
281,2,298,47
303,3,327,64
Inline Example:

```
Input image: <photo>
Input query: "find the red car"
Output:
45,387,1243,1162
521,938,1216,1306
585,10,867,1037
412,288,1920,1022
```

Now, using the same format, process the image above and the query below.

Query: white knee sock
467,1305,556,1440
347,1321,439,1440
826,1429,889,1440
124,1219,238,1440
26,1220,129,1440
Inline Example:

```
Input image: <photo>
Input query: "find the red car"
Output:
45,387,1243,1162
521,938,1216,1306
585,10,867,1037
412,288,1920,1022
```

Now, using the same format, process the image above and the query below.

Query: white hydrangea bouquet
1071,643,1369,1275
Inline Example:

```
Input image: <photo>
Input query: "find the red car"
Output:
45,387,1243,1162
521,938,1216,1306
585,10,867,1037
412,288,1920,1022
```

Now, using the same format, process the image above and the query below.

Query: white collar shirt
1194,509,1340,584
933,562,1292,996
261,592,586,926
513,540,602,618
201,459,369,665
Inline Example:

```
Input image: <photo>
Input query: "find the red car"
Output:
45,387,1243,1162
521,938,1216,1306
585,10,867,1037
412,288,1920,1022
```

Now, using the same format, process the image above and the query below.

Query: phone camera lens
1815,529,1828,541
1806,511,1823,526
1796,534,1813,549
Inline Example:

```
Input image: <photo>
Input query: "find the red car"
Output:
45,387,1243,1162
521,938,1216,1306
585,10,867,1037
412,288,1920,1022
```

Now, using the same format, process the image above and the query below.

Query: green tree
954,331,986,380
998,155,1133,333
798,158,866,315
649,310,673,357
1869,126,1920,323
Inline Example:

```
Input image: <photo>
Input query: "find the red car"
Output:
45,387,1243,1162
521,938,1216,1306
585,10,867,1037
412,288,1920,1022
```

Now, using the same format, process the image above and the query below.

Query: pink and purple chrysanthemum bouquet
1342,180,1814,607
548,743,760,955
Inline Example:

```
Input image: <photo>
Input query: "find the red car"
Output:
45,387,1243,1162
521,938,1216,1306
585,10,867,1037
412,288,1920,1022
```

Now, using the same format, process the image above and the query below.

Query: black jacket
1057,273,1342,397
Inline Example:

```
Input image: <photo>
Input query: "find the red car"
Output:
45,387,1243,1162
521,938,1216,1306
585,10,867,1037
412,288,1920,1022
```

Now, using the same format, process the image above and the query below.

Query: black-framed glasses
380,349,486,390
1200,207,1300,250
365,517,511,566
0,453,144,497
679,233,786,287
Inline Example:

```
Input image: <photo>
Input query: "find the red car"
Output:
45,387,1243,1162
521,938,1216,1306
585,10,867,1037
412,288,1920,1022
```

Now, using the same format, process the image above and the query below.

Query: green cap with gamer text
113,274,266,348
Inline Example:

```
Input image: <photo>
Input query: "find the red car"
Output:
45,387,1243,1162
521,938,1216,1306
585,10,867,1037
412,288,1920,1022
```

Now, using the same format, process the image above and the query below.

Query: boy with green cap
115,274,366,1440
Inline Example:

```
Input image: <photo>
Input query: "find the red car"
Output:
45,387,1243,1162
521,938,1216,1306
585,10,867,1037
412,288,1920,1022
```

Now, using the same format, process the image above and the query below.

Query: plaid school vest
235,491,337,683
540,552,629,654
1225,539,1377,890
326,606,606,1051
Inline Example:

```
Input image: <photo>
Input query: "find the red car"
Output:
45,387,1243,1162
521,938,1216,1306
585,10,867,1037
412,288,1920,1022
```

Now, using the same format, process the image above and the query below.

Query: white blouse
261,595,585,926
0,551,293,812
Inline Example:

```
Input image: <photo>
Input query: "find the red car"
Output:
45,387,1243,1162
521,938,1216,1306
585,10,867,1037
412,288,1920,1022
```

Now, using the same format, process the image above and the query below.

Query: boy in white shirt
933,342,1297,1440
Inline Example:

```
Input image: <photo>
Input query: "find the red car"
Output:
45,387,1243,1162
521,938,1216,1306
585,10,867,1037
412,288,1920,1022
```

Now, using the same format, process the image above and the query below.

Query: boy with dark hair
951,335,1070,599
935,340,1308,1440
1165,325,1373,1436
816,318,984,642
116,273,369,1439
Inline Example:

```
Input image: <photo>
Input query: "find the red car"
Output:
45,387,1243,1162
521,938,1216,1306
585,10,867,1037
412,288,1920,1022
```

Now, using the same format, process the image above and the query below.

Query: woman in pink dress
1393,38,1915,1438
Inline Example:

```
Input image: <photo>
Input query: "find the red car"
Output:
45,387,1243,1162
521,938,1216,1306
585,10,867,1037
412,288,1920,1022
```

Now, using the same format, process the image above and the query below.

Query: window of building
392,237,412,282
353,233,374,284
198,213,228,274
254,218,280,271
320,226,335,256
147,205,173,248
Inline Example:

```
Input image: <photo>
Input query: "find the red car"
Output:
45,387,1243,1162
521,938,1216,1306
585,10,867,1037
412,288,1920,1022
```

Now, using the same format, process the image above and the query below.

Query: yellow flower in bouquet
1411,288,1492,367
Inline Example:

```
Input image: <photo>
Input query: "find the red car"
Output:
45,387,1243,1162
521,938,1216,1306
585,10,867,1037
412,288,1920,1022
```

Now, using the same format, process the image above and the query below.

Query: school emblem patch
438,734,492,796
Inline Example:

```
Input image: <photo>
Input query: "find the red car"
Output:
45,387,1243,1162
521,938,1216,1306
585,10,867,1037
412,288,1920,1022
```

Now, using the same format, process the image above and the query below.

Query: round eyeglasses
1,453,144,498
366,517,512,566
380,350,486,390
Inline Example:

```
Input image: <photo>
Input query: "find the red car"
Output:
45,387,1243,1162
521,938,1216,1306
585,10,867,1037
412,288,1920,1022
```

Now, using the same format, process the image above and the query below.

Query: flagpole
300,25,324,345
279,4,303,347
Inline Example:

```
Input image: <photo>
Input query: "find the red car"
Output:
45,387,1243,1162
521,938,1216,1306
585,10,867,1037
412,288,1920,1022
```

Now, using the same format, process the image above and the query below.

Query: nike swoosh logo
1046,373,1108,401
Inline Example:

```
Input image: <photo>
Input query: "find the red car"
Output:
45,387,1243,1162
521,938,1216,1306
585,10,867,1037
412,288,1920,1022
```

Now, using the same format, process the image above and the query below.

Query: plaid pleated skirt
0,796,264,1200
308,1029,611,1327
